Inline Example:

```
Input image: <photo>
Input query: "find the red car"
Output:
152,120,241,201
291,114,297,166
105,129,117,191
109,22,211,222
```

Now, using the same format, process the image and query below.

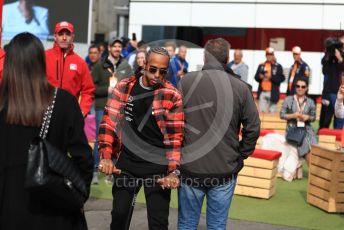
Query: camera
325,37,344,60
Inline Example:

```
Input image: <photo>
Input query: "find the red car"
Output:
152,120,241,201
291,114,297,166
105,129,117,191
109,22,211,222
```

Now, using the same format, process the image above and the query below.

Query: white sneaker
104,175,113,185
91,172,99,185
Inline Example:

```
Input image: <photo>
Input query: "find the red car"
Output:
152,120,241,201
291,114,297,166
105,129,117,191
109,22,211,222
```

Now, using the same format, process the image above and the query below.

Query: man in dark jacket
254,47,285,113
319,36,344,129
91,37,133,184
177,38,260,229
287,46,310,95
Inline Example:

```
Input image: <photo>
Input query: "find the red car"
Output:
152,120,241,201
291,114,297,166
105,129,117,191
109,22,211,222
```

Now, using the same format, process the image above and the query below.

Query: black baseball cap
109,37,123,46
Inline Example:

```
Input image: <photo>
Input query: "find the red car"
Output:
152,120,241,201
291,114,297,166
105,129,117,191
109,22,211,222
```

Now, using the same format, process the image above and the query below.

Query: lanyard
294,95,307,114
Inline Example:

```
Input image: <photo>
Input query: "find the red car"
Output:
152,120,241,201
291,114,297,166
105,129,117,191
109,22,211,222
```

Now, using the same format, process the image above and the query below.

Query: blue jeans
330,93,344,129
177,175,237,230
92,109,104,170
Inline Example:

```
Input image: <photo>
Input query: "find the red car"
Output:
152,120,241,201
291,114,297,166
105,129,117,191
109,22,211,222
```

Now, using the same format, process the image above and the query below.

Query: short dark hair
0,32,54,126
296,77,309,86
88,44,100,52
204,38,231,64
138,40,146,48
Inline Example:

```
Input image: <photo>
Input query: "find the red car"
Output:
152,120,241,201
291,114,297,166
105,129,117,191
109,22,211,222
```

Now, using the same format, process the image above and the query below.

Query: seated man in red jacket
45,21,95,116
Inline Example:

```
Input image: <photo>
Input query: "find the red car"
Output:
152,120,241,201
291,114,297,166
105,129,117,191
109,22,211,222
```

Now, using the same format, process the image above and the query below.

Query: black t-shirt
116,79,167,176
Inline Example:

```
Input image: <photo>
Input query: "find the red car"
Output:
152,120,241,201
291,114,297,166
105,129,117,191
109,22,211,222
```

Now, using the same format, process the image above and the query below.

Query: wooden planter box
307,145,344,213
235,149,281,199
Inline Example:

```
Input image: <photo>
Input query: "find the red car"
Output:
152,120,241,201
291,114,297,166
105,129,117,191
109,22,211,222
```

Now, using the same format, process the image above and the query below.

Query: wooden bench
235,149,281,199
318,128,342,150
307,145,344,213
260,114,286,134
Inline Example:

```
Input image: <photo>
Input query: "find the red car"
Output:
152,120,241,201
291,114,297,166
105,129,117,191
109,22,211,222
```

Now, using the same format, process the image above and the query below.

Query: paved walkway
85,198,304,230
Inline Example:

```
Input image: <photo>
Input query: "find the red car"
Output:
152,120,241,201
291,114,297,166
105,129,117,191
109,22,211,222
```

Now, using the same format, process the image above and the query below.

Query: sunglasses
296,85,306,89
148,66,168,76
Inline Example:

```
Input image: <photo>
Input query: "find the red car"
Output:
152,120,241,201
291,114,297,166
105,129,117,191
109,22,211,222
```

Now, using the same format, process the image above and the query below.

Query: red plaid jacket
98,76,184,172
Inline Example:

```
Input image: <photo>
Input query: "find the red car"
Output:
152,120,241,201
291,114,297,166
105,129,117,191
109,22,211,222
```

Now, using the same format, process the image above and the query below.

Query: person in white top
335,84,344,119
227,49,249,82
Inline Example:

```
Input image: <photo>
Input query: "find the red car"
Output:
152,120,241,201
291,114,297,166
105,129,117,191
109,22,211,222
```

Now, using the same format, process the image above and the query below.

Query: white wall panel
323,5,344,30
255,4,323,29
130,3,192,26
190,3,256,27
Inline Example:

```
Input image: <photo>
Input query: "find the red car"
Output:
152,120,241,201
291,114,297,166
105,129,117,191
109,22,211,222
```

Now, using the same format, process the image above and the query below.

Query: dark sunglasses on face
148,66,168,76
296,85,306,89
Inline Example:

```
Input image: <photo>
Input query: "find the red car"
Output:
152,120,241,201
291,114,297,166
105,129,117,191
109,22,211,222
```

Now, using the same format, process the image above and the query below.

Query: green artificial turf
90,166,344,230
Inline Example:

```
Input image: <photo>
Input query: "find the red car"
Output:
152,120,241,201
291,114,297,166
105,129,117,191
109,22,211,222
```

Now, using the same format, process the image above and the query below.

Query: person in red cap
286,46,310,95
45,21,95,116
254,47,285,113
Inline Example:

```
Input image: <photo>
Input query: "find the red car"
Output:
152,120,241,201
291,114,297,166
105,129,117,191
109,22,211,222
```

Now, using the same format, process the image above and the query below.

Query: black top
321,55,344,95
117,79,167,176
0,89,93,230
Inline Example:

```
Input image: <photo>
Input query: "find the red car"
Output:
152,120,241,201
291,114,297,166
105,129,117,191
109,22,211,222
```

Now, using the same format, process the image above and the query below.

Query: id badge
109,77,117,88
297,121,305,127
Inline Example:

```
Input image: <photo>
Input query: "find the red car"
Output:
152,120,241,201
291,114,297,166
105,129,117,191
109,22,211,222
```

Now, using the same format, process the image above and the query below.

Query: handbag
24,88,88,211
286,126,306,146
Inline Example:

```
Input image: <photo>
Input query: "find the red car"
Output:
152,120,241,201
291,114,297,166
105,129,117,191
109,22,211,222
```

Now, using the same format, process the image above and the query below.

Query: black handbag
286,126,306,146
25,88,88,211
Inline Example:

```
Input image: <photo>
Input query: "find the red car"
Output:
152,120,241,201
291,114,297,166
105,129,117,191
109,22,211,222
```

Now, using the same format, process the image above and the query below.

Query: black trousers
110,173,171,230
319,103,334,130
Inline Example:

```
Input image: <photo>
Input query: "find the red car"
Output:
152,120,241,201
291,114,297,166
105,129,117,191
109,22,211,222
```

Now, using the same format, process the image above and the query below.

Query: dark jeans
92,109,103,170
319,101,333,129
110,173,171,230
330,93,344,129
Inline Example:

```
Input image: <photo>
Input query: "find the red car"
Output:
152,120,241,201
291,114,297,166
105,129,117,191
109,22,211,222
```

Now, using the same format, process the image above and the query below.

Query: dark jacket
178,62,260,182
91,55,133,110
287,59,310,95
321,55,344,95
0,89,93,230
254,61,285,103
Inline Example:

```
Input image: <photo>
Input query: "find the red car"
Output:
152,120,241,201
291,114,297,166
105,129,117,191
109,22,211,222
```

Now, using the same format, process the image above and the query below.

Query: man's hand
99,159,121,175
130,40,138,49
337,85,344,104
177,65,184,77
18,0,33,22
264,72,271,80
157,173,180,189
108,86,115,94
335,49,343,63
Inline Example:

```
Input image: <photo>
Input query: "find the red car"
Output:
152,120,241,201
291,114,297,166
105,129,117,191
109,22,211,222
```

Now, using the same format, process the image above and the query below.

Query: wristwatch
171,169,181,177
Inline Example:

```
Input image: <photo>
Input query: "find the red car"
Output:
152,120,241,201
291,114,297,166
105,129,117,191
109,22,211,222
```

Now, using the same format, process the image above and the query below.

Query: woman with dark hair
133,49,146,76
280,78,317,164
0,33,93,229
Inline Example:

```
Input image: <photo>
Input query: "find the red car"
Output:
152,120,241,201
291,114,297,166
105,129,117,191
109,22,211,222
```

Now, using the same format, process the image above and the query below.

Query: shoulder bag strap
39,88,58,139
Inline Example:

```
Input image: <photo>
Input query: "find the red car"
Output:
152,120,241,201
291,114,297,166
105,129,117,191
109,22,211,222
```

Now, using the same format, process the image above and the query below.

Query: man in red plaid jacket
98,47,184,230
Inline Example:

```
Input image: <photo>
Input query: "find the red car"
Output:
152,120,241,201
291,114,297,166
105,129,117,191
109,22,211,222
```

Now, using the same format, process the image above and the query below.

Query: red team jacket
98,76,184,173
45,44,95,115
0,48,5,81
